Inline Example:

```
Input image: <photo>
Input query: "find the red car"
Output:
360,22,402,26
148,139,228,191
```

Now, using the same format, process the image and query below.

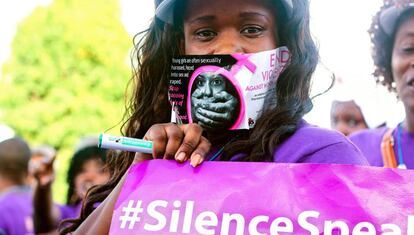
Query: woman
62,0,367,233
350,0,414,169
0,138,33,235
330,100,368,136
31,140,109,233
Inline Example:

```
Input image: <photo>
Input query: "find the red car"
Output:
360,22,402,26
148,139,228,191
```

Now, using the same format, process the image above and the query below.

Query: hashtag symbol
119,200,144,230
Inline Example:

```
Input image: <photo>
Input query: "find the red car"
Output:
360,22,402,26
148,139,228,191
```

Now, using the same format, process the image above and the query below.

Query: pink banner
110,160,414,235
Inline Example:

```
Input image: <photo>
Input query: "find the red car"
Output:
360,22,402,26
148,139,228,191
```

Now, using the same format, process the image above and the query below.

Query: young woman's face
392,13,414,113
183,0,278,55
330,101,368,136
74,159,109,200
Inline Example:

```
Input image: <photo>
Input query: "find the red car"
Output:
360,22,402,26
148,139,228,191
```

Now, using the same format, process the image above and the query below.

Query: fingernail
176,152,186,162
190,154,202,167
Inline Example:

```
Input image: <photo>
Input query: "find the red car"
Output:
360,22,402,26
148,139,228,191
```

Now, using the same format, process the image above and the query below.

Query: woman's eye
212,78,223,86
402,46,414,53
197,80,205,87
241,26,264,37
347,119,358,127
195,29,216,41
399,43,414,53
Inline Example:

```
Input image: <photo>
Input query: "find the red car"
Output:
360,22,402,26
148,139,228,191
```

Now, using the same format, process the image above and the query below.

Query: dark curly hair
369,0,414,92
60,0,318,232
65,146,107,206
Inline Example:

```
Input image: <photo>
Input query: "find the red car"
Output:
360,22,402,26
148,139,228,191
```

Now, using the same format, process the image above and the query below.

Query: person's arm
30,156,61,233
74,153,150,234
74,123,211,234
74,170,128,234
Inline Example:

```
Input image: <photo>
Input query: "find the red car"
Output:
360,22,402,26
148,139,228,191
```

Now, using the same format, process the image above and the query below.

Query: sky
0,0,406,138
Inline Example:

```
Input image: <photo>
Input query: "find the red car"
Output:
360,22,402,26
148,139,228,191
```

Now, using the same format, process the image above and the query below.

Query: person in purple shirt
61,0,368,233
0,137,34,235
31,138,109,234
350,0,414,169
229,120,365,164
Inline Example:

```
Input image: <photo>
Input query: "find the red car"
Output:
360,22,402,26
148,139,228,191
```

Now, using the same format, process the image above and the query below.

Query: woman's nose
335,121,351,136
201,82,212,96
213,30,244,54
84,171,97,180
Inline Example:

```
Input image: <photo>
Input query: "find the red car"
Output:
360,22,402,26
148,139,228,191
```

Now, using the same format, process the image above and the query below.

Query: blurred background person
29,145,56,187
328,76,384,136
330,100,369,136
0,137,33,235
350,0,414,169
31,137,109,234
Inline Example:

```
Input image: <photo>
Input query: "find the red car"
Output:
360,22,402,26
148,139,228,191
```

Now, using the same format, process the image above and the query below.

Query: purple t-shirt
226,120,368,165
58,202,82,221
349,126,414,168
0,186,34,235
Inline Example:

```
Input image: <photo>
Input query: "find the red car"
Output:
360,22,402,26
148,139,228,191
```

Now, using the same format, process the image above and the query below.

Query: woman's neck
0,178,25,194
404,109,414,133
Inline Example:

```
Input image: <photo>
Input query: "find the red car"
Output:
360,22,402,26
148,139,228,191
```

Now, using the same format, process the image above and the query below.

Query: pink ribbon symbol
230,54,257,75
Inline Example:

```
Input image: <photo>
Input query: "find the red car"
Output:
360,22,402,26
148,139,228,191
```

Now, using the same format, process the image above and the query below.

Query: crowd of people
1,0,413,234
0,137,109,234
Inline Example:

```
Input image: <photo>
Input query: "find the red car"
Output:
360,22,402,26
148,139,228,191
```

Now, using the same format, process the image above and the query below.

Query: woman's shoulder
58,202,82,221
347,126,389,166
280,120,356,148
349,126,389,144
273,120,368,165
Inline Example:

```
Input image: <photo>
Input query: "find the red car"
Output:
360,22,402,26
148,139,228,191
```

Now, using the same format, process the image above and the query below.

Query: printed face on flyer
168,47,290,131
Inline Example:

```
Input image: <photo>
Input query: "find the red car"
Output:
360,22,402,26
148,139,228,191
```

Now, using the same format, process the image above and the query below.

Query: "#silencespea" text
118,199,412,235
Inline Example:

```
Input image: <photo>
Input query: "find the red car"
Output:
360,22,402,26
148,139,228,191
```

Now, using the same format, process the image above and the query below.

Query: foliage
0,0,132,203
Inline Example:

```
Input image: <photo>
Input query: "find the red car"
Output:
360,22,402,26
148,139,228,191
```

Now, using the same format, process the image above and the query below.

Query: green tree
0,0,132,203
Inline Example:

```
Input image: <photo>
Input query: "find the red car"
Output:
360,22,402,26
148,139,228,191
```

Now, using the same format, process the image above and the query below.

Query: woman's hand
192,91,239,129
134,123,211,167
29,154,56,187
196,91,239,129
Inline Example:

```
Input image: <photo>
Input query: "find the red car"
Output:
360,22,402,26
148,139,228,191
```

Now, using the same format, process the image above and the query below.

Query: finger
194,112,221,128
191,97,206,108
28,161,41,175
43,155,56,171
197,108,228,121
201,103,227,113
30,163,47,180
174,124,203,162
144,124,168,158
213,91,234,102
133,152,153,164
189,136,211,167
191,90,203,98
163,123,184,160
203,97,239,113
